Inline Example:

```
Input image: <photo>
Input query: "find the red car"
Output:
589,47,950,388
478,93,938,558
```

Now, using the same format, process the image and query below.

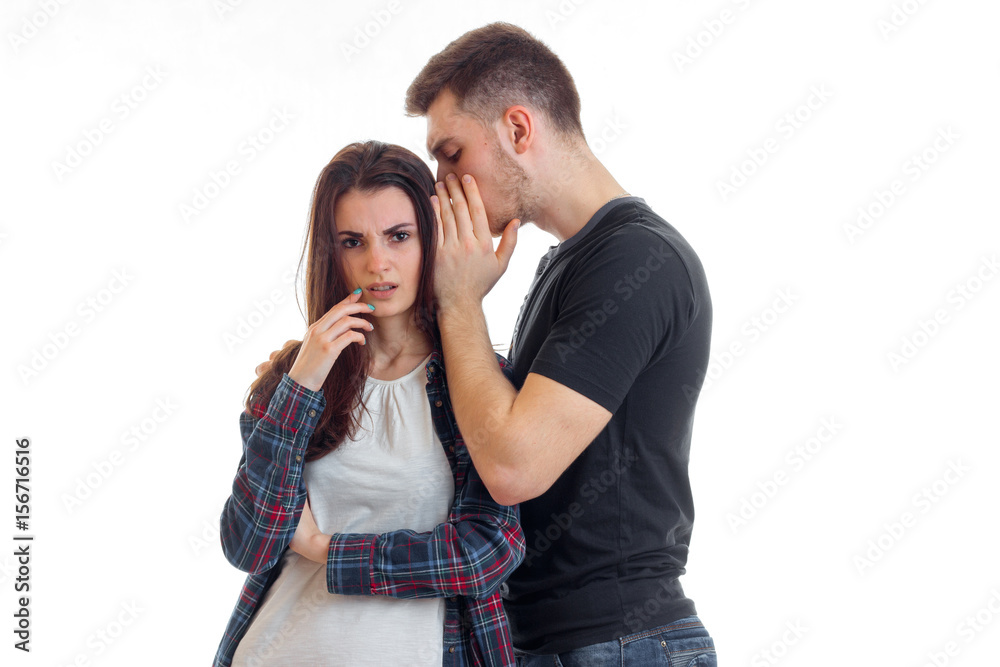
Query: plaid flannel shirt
213,346,524,666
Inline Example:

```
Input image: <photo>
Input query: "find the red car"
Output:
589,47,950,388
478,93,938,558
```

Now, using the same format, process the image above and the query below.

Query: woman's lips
366,286,397,299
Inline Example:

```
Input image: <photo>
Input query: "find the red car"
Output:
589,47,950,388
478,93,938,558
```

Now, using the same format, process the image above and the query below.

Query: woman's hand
289,495,331,564
287,289,374,392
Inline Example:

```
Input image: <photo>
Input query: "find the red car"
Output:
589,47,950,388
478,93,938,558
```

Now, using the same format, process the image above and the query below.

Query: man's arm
430,174,677,507
437,299,611,506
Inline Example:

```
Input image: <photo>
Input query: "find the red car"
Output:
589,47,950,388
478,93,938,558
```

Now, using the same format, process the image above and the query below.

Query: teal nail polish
352,287,361,295
368,304,375,311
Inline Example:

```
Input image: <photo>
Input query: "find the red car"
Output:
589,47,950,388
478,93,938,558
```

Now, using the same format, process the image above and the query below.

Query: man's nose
435,164,450,184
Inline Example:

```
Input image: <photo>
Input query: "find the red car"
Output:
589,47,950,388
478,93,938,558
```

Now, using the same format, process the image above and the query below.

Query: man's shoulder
575,200,694,256
554,203,708,317
570,205,702,281
616,201,695,244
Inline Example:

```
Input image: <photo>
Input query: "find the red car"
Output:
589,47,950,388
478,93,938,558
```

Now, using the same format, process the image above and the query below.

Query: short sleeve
527,227,698,414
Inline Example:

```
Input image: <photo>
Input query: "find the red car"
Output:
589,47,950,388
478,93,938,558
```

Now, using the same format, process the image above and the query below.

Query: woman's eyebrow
337,222,415,237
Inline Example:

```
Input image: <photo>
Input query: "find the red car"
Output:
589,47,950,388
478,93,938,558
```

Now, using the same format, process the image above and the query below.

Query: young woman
213,141,524,667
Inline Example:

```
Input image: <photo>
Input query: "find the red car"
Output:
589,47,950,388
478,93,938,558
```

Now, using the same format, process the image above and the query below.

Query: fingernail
436,182,445,190
352,287,362,295
462,174,471,183
430,195,438,204
368,304,375,311
446,173,456,181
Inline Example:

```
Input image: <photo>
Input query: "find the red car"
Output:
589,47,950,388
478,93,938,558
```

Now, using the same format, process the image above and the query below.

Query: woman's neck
366,314,434,380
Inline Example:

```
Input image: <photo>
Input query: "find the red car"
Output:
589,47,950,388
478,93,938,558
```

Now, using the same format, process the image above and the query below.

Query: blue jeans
514,615,716,666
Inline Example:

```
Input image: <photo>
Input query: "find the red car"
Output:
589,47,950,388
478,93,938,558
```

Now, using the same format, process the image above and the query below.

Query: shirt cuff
264,372,326,434
326,532,377,595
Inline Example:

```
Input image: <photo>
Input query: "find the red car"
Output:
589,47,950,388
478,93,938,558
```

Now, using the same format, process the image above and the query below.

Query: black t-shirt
504,197,712,653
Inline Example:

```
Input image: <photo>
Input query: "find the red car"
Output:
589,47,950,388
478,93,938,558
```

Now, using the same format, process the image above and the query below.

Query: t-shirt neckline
549,196,645,260
365,352,433,386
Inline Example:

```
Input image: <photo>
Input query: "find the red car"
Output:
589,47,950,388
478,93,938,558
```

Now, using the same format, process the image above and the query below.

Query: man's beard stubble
488,139,538,236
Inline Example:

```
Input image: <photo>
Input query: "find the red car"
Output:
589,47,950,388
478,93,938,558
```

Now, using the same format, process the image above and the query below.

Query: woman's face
333,186,424,323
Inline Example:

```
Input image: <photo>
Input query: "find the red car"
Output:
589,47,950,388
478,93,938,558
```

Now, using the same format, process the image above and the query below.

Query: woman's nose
365,243,389,272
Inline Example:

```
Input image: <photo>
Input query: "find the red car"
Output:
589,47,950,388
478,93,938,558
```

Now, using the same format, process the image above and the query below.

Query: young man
406,22,717,665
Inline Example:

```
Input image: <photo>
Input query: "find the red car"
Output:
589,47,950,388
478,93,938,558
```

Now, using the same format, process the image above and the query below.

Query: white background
3,0,999,665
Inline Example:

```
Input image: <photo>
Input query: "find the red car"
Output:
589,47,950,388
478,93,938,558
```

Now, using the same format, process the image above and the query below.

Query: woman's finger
312,290,373,334
321,315,373,344
331,327,368,352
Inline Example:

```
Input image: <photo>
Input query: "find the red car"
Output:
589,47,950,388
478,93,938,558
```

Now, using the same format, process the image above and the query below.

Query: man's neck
530,152,629,243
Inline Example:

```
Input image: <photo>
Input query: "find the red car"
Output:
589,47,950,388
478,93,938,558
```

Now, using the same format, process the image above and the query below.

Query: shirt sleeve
324,355,525,601
495,350,514,383
219,373,326,575
324,463,524,600
527,227,700,414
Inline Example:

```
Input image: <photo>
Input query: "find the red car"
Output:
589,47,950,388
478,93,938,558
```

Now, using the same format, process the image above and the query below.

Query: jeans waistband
619,615,709,646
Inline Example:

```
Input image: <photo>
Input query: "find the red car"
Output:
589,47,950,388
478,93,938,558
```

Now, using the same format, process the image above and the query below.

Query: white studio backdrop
2,0,998,665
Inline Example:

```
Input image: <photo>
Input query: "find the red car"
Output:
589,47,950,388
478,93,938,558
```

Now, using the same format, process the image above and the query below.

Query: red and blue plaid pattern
213,347,524,666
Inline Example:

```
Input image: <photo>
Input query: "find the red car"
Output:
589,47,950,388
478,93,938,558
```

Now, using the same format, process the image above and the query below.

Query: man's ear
502,105,534,155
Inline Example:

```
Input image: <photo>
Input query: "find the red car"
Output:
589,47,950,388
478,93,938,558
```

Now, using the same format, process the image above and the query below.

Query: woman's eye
392,232,410,242
342,239,360,248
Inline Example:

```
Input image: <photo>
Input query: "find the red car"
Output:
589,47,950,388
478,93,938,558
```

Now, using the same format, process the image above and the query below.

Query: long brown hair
246,141,439,461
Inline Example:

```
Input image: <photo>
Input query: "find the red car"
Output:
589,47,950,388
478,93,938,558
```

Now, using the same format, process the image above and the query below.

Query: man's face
426,88,533,235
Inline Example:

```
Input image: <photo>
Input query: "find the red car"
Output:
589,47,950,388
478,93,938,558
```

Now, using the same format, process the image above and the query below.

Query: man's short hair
405,22,584,138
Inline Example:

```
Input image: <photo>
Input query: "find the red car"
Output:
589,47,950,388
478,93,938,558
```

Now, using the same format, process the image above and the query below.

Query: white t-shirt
233,354,455,666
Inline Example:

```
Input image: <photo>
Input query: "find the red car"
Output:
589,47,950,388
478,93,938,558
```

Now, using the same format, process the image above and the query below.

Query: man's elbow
480,462,548,506
469,418,553,505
